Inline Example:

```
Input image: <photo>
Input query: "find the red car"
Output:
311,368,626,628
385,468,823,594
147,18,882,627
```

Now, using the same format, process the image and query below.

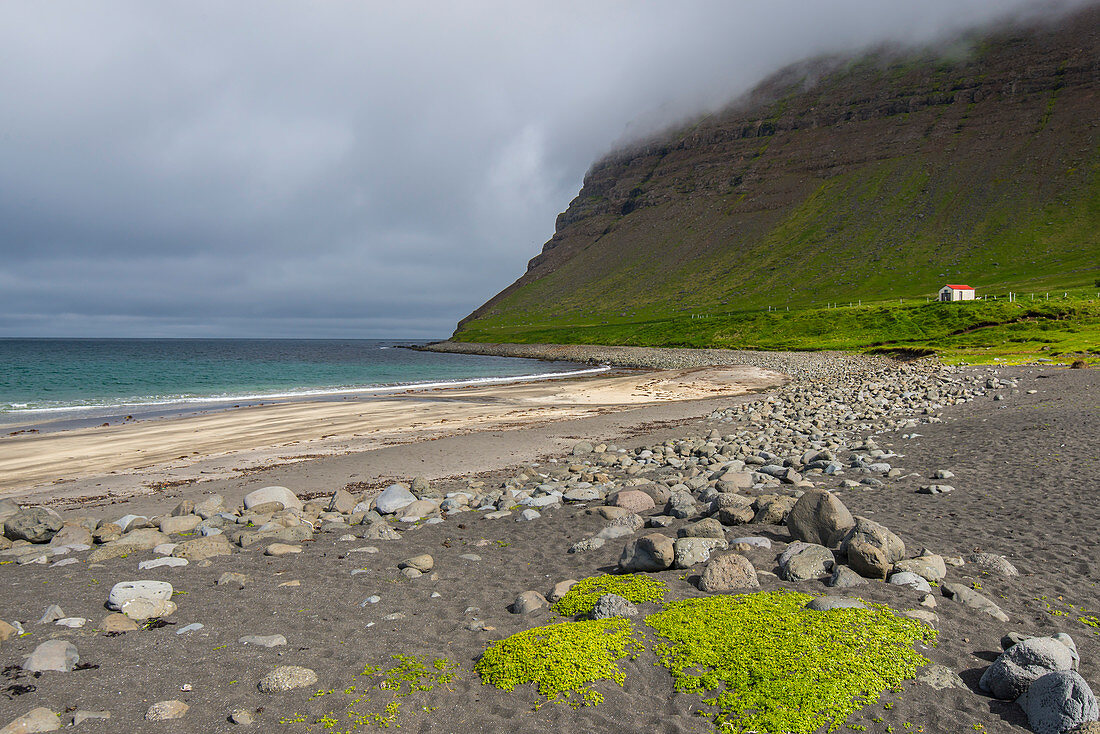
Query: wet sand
0,366,785,506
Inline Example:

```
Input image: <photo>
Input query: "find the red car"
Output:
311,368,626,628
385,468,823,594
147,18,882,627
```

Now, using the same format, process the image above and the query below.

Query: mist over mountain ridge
454,3,1100,340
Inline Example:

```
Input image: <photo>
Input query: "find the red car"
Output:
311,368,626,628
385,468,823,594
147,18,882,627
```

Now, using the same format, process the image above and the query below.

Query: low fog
0,1,1092,337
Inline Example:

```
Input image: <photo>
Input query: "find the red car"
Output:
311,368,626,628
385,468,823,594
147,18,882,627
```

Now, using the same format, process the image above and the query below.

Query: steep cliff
455,6,1100,343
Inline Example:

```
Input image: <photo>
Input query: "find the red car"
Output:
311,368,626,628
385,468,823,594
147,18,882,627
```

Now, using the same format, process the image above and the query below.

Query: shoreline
1,354,1094,732
0,364,614,435
0,362,787,505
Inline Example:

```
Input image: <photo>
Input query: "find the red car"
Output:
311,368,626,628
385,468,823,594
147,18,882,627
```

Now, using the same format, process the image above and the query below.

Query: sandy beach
0,365,785,507
0,352,1097,734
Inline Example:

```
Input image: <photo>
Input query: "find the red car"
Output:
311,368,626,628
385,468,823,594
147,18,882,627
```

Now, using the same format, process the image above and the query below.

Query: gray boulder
839,516,905,571
942,582,1010,622
590,594,638,619
752,495,797,525
979,637,1075,700
805,597,867,611
22,640,79,673
1017,671,1098,734
778,542,834,582
665,491,697,520
699,553,760,592
678,518,725,539
888,571,933,594
4,507,63,544
968,552,1019,577
374,484,416,515
510,591,549,614
327,489,356,514
674,537,728,569
618,533,675,572
827,565,868,588
714,494,755,526
786,490,854,547
893,553,947,582
242,486,301,511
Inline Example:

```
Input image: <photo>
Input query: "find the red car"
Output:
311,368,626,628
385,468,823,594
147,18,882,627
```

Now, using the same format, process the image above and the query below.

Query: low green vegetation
475,618,642,707
551,573,667,618
293,654,460,732
645,592,937,734
477,589,937,732
456,290,1100,364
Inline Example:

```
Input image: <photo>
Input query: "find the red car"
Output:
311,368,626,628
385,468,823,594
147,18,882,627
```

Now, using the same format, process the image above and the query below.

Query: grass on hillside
454,289,1100,365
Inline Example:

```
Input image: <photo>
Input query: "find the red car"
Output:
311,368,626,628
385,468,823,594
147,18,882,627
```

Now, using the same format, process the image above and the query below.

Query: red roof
944,284,974,290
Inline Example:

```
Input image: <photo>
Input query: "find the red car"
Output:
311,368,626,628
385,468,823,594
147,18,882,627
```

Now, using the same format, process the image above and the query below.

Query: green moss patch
475,618,642,706
286,654,459,732
551,573,667,617
644,590,937,733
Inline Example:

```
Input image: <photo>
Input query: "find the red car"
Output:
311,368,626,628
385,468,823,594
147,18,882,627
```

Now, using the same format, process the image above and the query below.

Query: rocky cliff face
456,5,1100,338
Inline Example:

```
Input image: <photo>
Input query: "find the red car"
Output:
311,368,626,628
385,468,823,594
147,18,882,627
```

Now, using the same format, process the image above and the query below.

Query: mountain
453,5,1100,352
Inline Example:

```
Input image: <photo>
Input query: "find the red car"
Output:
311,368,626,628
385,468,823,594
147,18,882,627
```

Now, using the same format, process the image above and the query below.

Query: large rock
846,539,891,579
968,552,1019,577
374,484,416,514
49,524,93,548
158,515,202,535
714,495,755,526
4,508,63,544
785,490,854,547
398,499,440,521
107,580,173,611
0,707,61,733
193,495,226,519
243,486,302,511
398,554,434,572
805,597,867,611
88,528,171,562
942,582,1009,622
510,591,549,614
678,518,725,539
1018,671,1099,734
979,637,1075,700
611,490,655,514
327,489,357,514
145,701,189,721
234,525,313,548
618,533,675,572
778,542,834,582
258,666,318,693
172,534,231,561
753,495,797,525
673,537,729,569
22,640,78,673
893,553,947,582
827,565,868,588
839,516,905,567
699,553,760,592
888,571,932,593
590,594,638,619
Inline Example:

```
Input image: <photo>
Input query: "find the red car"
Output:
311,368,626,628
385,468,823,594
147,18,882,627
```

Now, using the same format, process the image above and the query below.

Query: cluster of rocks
0,356,1086,733
422,341,895,377
981,634,1097,734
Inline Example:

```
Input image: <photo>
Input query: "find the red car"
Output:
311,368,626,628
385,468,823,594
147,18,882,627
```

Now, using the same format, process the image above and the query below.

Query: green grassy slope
453,10,1100,361
456,290,1100,364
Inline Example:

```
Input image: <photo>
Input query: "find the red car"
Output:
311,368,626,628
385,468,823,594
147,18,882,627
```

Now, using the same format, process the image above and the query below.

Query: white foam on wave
0,365,612,417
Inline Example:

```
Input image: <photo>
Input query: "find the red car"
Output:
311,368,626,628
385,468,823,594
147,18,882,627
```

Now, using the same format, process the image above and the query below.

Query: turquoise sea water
0,338,597,425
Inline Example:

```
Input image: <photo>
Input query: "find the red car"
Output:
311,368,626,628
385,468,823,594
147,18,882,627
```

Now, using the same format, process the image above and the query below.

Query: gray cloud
0,0,1091,337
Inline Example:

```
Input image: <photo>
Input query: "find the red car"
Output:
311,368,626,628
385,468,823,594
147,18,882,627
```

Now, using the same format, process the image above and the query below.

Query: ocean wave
0,366,611,416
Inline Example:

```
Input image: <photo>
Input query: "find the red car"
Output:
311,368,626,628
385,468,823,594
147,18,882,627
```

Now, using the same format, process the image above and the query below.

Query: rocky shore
420,340,889,377
1,354,1097,733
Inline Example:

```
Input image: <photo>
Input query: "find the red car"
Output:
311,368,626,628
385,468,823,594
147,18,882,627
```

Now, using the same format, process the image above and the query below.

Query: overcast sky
0,1,1090,338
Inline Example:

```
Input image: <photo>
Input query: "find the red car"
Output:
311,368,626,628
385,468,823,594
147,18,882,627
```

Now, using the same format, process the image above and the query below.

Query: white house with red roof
939,284,975,302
